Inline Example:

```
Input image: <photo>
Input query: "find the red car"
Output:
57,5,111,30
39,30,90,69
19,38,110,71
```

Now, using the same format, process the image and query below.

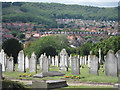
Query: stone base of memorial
114,84,120,89
32,80,68,89
33,71,65,78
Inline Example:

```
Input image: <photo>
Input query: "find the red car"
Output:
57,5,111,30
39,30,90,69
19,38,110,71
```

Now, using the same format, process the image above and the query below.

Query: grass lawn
60,85,113,89
3,64,118,84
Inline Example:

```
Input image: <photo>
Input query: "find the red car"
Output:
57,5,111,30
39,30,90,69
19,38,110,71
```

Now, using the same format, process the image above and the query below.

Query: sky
0,0,119,7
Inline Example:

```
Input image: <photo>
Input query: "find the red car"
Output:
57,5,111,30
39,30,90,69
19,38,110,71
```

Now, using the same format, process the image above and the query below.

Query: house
33,33,40,38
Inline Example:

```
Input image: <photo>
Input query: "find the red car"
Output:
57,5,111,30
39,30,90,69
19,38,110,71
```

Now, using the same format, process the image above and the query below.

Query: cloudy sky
0,0,119,7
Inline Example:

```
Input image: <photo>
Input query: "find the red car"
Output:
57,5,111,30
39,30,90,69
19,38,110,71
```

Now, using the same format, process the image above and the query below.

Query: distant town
2,19,118,47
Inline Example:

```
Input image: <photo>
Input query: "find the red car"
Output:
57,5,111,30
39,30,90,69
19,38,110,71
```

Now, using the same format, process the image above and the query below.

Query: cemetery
0,48,120,89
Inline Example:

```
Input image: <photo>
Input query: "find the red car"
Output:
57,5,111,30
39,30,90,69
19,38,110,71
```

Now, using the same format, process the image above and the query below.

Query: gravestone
116,50,120,89
55,56,59,67
42,55,49,72
52,57,55,66
82,56,85,65
0,49,6,72
68,54,72,67
71,56,80,75
88,55,91,67
4,54,7,69
99,48,101,64
116,50,120,76
0,63,2,79
25,56,29,69
48,55,51,65
88,51,92,67
78,55,80,60
89,55,98,75
0,63,2,90
90,51,92,55
18,50,25,72
85,56,87,65
80,56,82,65
105,50,118,76
6,55,10,70
29,52,37,73
7,56,14,72
59,49,68,71
39,54,43,70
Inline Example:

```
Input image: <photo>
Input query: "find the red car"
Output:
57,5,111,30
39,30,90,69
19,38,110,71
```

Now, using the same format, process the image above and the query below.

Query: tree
2,39,23,63
24,34,68,59
17,33,25,39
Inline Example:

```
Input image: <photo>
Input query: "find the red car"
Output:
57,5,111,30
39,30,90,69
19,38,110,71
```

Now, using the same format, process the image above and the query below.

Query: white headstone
25,56,29,69
39,54,44,70
72,55,80,75
55,56,59,67
18,50,25,72
7,56,14,72
88,55,91,67
1,49,6,72
68,54,72,66
52,57,55,66
99,48,101,63
29,52,37,73
89,55,98,75
59,49,68,71
116,50,120,77
105,50,118,76
85,56,87,65
42,55,49,72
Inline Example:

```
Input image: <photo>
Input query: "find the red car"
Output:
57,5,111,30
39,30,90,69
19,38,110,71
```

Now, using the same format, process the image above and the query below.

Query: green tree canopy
24,34,68,59
2,39,23,63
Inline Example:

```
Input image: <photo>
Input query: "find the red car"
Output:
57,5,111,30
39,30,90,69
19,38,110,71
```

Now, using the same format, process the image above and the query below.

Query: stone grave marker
48,55,51,65
7,56,14,72
18,50,25,72
25,56,29,69
55,56,59,67
0,63,2,79
88,55,91,67
59,49,68,71
39,54,43,70
68,54,72,67
99,48,101,64
80,56,82,65
29,52,37,73
89,55,98,75
0,63,2,90
105,50,118,76
71,55,80,75
82,56,85,65
85,56,87,65
42,55,49,73
52,57,55,66
4,54,7,69
0,49,6,72
116,50,120,76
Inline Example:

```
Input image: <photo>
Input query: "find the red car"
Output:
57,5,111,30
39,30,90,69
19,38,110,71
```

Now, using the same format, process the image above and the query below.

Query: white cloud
0,0,119,2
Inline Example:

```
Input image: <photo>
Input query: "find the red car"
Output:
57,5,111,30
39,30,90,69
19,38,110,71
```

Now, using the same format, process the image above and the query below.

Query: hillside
2,2,118,27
